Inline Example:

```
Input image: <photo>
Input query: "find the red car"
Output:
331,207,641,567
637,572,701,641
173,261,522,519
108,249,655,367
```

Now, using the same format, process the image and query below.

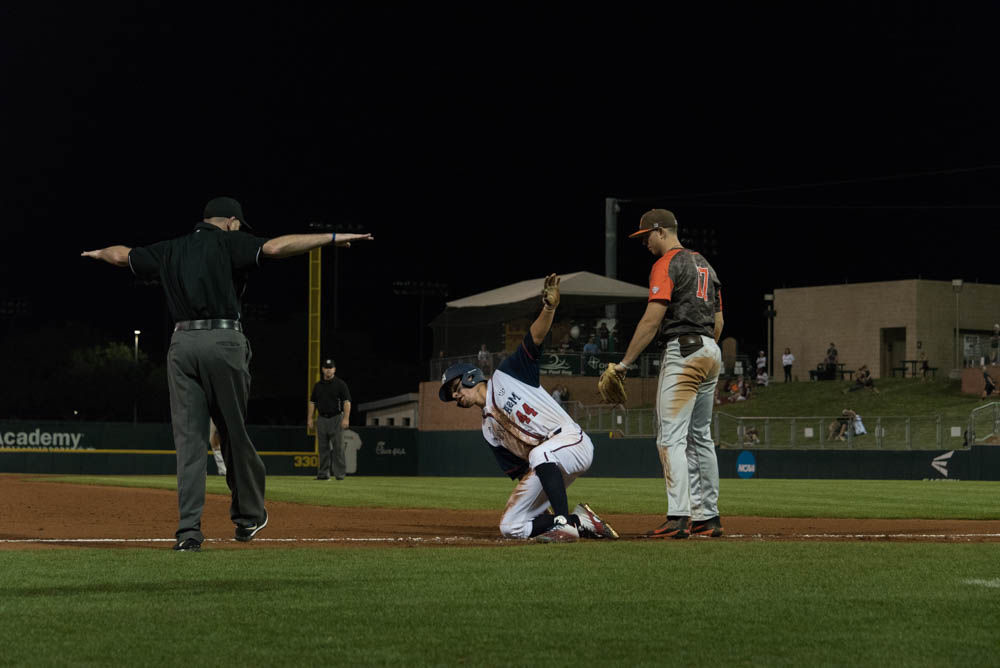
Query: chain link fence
967,402,1000,445
713,413,956,450
561,405,966,451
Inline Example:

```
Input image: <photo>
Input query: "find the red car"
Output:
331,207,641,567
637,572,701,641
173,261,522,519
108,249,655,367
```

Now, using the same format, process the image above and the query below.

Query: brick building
773,280,1000,380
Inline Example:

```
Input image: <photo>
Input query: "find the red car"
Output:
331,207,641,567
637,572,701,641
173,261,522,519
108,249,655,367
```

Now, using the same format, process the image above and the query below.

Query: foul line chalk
961,578,1000,588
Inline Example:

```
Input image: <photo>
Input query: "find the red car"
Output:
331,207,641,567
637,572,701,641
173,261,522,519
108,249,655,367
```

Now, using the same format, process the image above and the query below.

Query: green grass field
3,477,999,666
718,377,974,422
45,475,1000,519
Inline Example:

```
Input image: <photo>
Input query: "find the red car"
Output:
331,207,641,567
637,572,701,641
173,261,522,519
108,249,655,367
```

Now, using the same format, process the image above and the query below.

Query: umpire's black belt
318,412,341,419
174,319,243,333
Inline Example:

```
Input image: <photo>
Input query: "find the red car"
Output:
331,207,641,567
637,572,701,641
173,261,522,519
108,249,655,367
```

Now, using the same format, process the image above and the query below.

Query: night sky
2,3,998,415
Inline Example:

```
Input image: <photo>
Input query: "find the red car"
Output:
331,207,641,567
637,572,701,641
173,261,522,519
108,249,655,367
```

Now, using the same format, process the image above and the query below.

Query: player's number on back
516,403,538,424
696,267,710,302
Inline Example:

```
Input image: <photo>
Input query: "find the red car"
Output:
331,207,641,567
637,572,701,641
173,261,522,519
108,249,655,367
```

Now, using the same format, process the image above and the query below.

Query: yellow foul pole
307,248,322,439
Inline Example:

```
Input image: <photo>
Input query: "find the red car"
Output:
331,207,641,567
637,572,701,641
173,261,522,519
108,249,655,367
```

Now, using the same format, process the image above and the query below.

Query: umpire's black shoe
235,511,268,542
316,474,330,480
172,538,202,552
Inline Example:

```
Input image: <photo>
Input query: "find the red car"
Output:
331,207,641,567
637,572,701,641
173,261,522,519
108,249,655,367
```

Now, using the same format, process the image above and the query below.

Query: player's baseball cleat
573,503,620,539
690,516,724,537
235,511,268,542
172,537,202,552
315,474,330,480
535,515,580,543
645,516,690,539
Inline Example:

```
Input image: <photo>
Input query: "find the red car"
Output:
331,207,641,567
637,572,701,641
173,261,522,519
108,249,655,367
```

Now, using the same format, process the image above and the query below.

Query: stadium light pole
952,279,963,372
133,329,141,424
763,294,775,376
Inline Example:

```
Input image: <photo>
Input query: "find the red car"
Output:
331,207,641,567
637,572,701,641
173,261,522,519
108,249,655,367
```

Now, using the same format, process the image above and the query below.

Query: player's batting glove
598,363,628,405
541,273,560,311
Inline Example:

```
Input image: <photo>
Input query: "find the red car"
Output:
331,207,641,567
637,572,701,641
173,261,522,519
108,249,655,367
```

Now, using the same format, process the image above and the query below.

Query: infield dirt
2,474,998,549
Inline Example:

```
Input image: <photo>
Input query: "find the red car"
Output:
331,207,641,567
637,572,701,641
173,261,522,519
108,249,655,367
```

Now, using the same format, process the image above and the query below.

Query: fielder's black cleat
690,516,724,537
646,516,690,539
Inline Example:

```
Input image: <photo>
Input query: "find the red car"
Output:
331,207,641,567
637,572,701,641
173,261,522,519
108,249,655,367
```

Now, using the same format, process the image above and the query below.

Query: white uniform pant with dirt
655,335,722,520
498,428,594,538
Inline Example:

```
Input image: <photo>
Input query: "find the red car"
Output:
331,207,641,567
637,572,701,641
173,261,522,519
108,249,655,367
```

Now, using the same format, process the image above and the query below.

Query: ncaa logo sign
737,450,756,479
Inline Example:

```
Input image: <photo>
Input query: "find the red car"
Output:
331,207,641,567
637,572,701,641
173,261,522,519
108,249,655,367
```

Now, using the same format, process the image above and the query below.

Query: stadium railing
713,413,956,451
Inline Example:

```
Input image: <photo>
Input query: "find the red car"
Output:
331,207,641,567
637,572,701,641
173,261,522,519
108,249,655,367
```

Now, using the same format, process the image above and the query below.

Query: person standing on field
610,209,724,539
82,196,372,551
307,358,352,480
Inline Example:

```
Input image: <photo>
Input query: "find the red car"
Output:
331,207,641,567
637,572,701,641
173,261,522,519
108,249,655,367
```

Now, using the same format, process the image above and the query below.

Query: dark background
1,3,997,422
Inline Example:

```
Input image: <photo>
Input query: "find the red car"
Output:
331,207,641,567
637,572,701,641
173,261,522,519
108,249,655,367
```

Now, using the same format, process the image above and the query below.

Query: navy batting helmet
439,363,487,402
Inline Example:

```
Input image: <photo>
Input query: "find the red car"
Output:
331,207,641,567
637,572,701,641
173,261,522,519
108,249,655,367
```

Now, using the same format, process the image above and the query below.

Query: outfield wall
1,421,997,480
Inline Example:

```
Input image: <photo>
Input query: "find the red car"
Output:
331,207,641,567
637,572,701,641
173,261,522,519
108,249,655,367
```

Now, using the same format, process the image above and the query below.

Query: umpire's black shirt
128,223,270,321
311,378,352,417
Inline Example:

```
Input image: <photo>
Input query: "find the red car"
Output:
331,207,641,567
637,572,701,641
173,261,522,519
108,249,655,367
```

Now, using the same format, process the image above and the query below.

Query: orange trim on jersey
648,248,684,302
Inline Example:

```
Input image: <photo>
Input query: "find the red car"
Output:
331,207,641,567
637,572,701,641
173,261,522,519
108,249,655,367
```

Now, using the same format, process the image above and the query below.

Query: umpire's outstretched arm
262,232,372,258
82,232,374,267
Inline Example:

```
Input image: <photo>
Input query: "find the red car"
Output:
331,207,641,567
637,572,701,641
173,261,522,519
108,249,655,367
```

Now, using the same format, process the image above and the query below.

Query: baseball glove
598,363,627,404
541,273,560,310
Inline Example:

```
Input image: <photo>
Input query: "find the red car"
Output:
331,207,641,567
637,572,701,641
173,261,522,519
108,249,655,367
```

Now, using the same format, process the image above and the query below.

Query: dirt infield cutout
3,474,999,549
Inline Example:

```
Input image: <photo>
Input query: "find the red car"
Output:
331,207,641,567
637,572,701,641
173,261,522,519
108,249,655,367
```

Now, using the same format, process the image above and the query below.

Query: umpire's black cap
204,196,253,231
321,358,336,368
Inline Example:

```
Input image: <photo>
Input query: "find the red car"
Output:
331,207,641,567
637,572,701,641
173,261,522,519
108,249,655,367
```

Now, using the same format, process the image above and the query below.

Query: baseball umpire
307,358,352,480
598,209,724,538
439,274,618,543
82,196,372,551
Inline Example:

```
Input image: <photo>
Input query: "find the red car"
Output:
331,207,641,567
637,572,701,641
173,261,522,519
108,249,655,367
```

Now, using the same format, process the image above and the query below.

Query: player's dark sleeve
227,231,270,270
490,444,530,480
128,241,168,280
496,333,541,388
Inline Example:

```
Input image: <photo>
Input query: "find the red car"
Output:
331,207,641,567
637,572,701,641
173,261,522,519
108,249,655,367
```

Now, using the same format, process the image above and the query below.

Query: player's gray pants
316,415,345,479
167,328,266,543
655,335,722,520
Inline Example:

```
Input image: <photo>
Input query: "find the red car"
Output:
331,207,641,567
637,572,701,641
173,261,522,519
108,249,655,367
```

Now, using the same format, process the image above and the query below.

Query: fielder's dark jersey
128,223,270,322
648,248,722,340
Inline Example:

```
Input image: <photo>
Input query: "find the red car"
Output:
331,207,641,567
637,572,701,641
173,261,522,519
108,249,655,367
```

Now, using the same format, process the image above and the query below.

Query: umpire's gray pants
316,415,345,479
167,328,266,543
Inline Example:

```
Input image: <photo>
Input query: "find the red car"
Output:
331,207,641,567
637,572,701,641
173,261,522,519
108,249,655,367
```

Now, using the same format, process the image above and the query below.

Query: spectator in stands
477,344,492,375
827,409,858,442
992,325,1000,364
919,351,930,383
845,365,879,394
560,384,571,402
755,366,769,387
782,347,795,383
756,350,767,374
597,323,610,351
744,426,760,444
559,334,572,353
583,335,600,355
982,366,997,400
824,342,839,380
551,385,563,403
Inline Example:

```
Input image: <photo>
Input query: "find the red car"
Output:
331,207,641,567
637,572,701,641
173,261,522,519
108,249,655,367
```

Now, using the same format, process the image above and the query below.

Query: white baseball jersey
481,333,580,478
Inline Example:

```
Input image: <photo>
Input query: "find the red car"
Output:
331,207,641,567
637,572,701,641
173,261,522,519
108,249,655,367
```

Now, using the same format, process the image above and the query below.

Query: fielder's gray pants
167,328,266,543
655,335,722,521
316,415,345,479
